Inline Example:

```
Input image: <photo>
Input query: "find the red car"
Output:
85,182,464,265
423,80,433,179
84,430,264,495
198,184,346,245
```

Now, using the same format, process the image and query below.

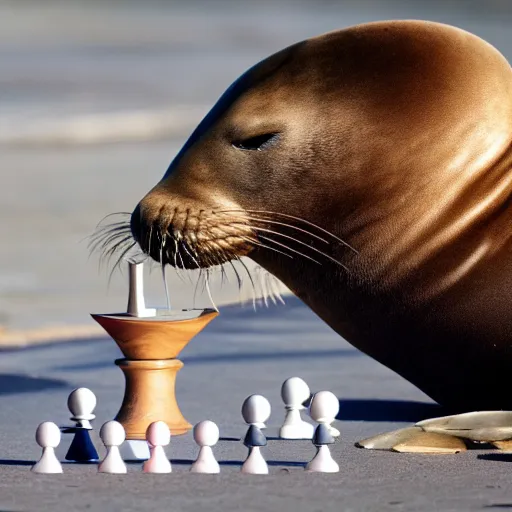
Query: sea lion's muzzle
130,190,254,269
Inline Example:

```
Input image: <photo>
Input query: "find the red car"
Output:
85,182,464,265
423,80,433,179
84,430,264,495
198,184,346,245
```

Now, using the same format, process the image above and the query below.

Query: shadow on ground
478,454,512,463
0,459,34,466
52,347,360,372
0,374,68,395
338,399,445,423
171,458,306,468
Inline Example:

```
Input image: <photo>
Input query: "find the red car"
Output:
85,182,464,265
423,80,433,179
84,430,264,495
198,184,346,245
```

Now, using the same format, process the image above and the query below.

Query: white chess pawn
190,420,220,474
241,395,271,429
279,377,315,439
241,425,268,475
98,421,127,474
32,422,63,474
306,424,339,473
308,390,340,437
143,421,172,473
67,387,96,429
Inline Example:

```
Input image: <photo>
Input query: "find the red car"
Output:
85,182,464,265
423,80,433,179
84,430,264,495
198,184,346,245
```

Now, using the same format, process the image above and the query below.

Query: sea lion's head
127,20,512,293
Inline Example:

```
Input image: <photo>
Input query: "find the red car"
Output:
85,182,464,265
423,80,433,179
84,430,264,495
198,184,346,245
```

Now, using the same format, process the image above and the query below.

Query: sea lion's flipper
416,411,512,441
356,427,423,450
392,432,466,454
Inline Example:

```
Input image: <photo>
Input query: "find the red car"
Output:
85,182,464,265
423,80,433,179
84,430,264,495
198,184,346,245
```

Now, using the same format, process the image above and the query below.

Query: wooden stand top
91,309,218,359
92,308,217,323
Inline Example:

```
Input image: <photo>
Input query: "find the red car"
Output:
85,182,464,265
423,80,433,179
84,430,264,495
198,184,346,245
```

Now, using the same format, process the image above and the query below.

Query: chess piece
67,387,96,429
32,422,63,474
190,420,220,474
241,425,268,474
98,421,127,474
65,388,99,462
91,260,218,438
308,390,340,437
241,395,271,429
126,261,156,318
306,423,339,473
143,421,172,473
279,377,315,439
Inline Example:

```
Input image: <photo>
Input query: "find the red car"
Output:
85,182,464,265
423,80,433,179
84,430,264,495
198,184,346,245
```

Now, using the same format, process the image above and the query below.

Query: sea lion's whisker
93,212,131,230
204,269,218,312
172,237,179,269
231,263,244,307
258,267,269,307
176,242,186,271
160,234,172,309
168,236,186,283
181,241,201,271
101,235,134,266
266,274,276,305
108,241,137,286
268,272,286,305
148,225,154,259
87,226,131,249
218,213,330,245
231,222,343,263
228,259,244,305
101,233,133,255
237,256,258,311
193,268,202,308
254,230,349,271
254,234,322,266
87,225,131,251
218,209,358,254
92,230,132,254
238,235,295,260
264,271,277,306
92,221,131,235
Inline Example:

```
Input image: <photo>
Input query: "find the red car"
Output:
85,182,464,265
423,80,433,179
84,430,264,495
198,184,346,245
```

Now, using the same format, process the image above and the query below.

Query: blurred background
1,0,511,337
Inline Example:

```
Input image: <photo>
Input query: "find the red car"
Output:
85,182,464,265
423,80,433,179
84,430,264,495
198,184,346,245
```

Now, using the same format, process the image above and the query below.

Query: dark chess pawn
305,423,339,473
64,388,99,462
241,425,268,474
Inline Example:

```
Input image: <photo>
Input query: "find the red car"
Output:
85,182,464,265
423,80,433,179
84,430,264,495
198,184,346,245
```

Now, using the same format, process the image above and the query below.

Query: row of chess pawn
31,376,341,474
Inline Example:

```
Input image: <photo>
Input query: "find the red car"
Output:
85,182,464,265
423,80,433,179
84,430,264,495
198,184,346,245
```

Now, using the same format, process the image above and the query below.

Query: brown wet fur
130,21,512,411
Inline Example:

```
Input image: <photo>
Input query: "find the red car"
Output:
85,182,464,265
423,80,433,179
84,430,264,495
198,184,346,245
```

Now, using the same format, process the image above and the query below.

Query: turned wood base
91,310,217,439
114,357,192,438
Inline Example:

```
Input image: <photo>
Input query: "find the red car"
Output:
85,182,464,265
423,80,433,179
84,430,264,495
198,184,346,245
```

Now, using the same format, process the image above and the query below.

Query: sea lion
127,20,512,411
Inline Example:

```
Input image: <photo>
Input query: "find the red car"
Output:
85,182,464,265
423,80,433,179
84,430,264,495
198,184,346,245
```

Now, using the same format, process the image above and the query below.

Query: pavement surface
0,296,511,512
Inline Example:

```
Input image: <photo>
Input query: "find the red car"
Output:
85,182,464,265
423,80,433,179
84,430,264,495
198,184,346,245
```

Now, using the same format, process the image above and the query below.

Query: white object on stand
126,261,156,318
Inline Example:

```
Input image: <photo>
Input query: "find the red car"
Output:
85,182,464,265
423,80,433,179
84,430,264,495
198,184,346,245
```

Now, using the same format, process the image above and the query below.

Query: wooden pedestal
91,309,217,438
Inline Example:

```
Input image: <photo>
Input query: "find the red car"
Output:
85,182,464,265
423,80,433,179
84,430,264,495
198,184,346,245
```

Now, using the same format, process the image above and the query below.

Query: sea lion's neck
344,138,512,301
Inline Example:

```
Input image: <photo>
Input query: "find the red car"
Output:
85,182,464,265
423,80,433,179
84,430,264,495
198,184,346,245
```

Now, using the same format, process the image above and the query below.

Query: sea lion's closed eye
232,133,280,151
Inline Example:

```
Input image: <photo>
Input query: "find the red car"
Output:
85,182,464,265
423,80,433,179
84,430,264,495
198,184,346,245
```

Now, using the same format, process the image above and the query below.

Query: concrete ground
0,297,511,512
